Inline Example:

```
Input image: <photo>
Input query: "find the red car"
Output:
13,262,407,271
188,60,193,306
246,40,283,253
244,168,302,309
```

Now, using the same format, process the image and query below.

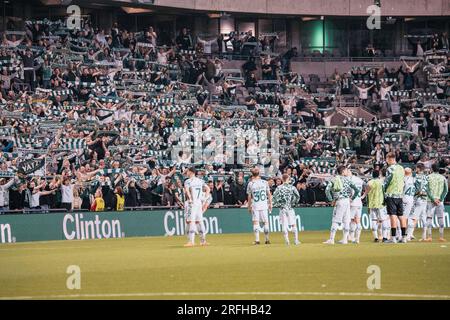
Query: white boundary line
1,291,450,300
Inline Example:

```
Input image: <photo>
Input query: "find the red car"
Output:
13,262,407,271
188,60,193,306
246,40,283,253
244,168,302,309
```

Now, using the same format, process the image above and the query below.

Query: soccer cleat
253,241,260,245
352,240,360,244
323,239,334,245
294,241,301,245
285,241,290,246
438,238,447,242
265,240,271,245
410,235,416,240
382,238,397,243
183,242,195,247
423,238,433,242
374,238,379,243
200,241,210,246
337,239,348,244
399,238,407,243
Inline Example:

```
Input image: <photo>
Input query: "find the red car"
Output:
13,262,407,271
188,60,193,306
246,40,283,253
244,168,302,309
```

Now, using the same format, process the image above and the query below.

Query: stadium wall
0,207,449,243
154,0,450,16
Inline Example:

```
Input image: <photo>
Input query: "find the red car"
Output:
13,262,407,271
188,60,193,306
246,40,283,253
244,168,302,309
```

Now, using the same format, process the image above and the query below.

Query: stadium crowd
0,19,449,213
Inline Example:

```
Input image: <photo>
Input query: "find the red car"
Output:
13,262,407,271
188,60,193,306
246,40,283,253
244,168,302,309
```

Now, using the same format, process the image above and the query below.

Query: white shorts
427,201,445,219
403,197,414,218
411,198,427,220
186,203,203,222
350,205,362,219
369,207,388,221
279,208,296,226
252,209,269,223
332,198,351,224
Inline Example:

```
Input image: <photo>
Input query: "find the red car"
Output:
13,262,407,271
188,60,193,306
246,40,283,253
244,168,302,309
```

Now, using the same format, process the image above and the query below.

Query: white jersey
184,177,205,207
403,176,415,201
349,175,364,207
247,178,270,211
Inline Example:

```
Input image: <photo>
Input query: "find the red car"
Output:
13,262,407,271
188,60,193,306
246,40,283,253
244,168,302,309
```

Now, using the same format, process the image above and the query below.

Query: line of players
323,152,448,244
182,166,298,246
181,154,448,246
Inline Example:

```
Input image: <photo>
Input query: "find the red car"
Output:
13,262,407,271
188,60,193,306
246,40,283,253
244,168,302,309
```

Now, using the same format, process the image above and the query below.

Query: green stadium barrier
0,206,449,243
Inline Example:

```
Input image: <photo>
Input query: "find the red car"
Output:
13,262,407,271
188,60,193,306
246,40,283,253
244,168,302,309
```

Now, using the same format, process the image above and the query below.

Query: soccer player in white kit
272,173,300,245
406,163,428,241
184,167,211,247
400,168,415,241
424,164,448,242
247,167,272,245
323,165,359,245
348,171,365,244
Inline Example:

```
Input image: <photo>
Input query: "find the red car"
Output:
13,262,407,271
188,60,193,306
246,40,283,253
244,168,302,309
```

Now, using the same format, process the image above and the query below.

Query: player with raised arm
406,163,428,241
247,167,272,245
348,170,365,244
424,164,448,242
272,174,301,245
323,166,359,245
184,167,211,247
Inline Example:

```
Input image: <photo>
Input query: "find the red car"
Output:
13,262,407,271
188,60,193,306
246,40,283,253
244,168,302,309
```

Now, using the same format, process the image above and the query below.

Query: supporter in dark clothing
212,180,225,204
232,176,247,206
136,181,154,206
281,47,297,73
124,180,138,207
242,57,257,79
176,28,192,50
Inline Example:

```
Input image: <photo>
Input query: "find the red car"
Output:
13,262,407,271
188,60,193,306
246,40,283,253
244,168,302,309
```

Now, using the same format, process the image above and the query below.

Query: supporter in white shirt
438,116,449,137
197,37,216,55
156,47,173,65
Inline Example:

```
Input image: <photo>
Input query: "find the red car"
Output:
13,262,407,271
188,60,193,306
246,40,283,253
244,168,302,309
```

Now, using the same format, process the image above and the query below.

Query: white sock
349,221,356,241
355,223,362,242
292,226,298,243
253,225,260,242
420,215,427,239
189,223,196,243
427,218,433,238
382,220,390,239
330,222,339,241
406,218,415,238
438,217,444,238
264,224,269,241
198,222,206,242
343,228,349,243
283,230,289,244
371,220,378,239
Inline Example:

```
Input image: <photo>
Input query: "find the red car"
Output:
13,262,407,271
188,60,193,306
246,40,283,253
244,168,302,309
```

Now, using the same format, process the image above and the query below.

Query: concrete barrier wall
154,0,449,16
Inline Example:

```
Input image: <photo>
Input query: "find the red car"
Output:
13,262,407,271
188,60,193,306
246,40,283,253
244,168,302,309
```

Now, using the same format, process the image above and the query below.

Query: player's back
248,178,269,210
185,177,205,206
350,175,364,203
368,178,384,209
403,176,415,198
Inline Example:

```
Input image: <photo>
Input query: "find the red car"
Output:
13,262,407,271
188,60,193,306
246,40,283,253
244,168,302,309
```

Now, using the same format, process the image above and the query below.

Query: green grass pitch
1,230,450,300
